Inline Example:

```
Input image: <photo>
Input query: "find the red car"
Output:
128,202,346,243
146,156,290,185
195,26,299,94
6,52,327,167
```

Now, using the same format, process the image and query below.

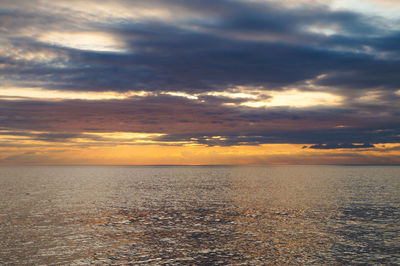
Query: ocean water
0,165,399,265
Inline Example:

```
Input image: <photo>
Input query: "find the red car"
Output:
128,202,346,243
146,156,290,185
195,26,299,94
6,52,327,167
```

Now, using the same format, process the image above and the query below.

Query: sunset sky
0,0,399,165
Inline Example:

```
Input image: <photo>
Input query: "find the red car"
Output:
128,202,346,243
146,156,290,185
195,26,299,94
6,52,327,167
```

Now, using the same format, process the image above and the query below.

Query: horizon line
1,164,400,167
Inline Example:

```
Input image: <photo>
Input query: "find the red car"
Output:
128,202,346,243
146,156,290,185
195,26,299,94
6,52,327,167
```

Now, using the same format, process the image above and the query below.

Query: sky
0,0,400,165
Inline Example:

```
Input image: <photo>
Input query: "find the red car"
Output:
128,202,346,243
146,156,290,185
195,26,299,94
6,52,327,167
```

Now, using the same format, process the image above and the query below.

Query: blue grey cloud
0,0,399,149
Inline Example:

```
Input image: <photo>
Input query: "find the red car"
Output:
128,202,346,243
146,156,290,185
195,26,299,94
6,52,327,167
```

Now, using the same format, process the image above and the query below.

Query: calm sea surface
0,166,399,265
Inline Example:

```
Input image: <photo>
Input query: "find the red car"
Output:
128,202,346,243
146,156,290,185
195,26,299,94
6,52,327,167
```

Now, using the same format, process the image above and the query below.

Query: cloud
0,0,399,163
308,143,375,149
0,0,399,94
0,94,399,147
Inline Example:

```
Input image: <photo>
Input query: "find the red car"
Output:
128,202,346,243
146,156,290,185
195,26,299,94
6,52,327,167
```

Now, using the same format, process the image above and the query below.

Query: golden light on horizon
1,140,399,166
1,127,399,165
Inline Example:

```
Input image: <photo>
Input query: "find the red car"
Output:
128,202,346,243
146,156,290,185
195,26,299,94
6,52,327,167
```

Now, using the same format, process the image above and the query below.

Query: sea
0,165,399,265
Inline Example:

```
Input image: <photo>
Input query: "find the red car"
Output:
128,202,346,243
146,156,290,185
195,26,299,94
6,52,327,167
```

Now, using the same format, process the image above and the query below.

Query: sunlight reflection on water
0,166,399,264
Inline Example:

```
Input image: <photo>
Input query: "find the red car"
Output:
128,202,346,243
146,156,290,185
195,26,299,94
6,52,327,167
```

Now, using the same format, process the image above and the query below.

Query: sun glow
238,90,343,108
0,87,153,101
1,142,399,165
38,31,127,53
